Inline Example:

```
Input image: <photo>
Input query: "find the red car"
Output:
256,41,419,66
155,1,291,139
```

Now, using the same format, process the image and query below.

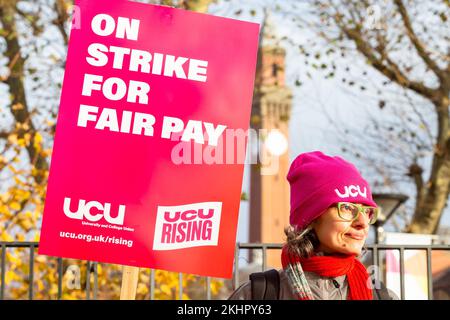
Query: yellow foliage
7,164,17,174
62,293,78,300
1,233,14,241
37,280,45,292
12,103,24,111
0,193,9,202
9,201,21,211
17,216,33,231
40,149,52,157
17,138,26,147
160,284,172,296
210,280,224,295
15,234,25,241
7,133,18,145
0,124,224,301
47,270,56,284
5,270,23,285
33,132,43,151
33,132,43,144
49,283,58,296
182,293,190,300
24,133,32,145
35,255,47,264
0,204,12,218
137,283,148,296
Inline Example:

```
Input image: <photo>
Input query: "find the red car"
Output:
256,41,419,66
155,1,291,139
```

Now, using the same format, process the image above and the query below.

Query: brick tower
249,11,292,269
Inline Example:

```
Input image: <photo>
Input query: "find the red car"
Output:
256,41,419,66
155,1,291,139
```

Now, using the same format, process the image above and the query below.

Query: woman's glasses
336,202,379,225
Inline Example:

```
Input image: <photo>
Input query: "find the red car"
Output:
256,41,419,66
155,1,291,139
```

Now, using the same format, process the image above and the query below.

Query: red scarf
281,247,373,300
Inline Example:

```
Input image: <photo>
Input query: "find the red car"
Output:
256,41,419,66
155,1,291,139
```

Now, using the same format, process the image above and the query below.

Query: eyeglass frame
335,202,379,225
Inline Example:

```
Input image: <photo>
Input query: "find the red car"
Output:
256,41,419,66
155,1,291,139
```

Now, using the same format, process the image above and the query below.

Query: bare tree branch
294,0,450,233
394,0,447,85
336,21,437,101
53,0,70,46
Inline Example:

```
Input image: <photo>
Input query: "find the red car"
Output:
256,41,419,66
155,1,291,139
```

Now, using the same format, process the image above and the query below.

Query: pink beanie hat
287,151,377,230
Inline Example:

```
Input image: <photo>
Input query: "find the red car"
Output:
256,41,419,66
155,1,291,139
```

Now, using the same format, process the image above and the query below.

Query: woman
229,151,398,300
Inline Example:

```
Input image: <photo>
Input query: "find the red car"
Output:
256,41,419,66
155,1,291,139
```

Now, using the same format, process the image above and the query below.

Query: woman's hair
284,223,369,259
284,224,320,258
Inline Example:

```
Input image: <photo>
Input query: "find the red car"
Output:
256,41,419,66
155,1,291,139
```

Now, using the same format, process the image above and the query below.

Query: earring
298,226,313,239
359,246,368,259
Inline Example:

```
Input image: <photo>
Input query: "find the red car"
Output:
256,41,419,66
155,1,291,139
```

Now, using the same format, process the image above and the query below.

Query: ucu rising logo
334,185,367,198
153,201,222,251
63,197,125,225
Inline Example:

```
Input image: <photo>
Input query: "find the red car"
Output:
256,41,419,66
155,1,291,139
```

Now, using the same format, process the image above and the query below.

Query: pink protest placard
38,0,259,278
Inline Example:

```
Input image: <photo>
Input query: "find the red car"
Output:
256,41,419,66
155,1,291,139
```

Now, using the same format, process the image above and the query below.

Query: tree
310,0,449,234
226,0,449,233
0,0,222,299
244,0,449,234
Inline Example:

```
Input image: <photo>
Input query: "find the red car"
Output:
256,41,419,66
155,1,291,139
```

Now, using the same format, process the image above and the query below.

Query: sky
206,0,450,243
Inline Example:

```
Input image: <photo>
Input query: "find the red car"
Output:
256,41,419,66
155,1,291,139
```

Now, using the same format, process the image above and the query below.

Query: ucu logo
63,197,126,225
334,185,367,198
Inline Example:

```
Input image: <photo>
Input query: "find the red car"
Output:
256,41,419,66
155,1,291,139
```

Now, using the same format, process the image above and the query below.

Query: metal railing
1,242,448,300
235,243,450,300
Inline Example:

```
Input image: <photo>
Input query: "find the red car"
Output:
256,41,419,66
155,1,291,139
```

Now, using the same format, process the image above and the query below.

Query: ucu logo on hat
334,185,367,198
287,151,378,229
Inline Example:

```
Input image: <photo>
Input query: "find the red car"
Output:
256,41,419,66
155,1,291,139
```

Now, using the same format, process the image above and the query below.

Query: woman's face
312,203,370,256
